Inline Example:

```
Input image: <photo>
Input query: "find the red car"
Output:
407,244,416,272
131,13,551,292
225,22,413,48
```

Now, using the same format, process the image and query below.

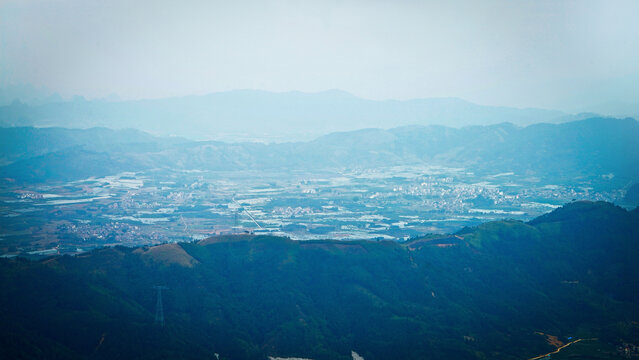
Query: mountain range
1,117,638,189
1,201,638,359
0,90,585,141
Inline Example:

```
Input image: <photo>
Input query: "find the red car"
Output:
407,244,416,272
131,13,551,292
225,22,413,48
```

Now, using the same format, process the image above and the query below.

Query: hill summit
1,201,638,359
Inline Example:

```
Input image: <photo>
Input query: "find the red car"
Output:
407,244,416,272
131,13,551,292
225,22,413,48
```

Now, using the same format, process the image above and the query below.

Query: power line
232,197,263,229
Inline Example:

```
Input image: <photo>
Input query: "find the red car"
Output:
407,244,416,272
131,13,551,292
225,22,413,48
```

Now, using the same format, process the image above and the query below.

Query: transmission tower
153,286,168,326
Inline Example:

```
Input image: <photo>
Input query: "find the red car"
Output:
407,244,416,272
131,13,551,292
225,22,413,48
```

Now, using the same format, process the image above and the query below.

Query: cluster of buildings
618,342,639,358
0,166,624,255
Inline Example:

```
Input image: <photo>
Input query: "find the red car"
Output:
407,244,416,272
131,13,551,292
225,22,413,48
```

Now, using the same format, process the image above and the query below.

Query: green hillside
1,201,637,359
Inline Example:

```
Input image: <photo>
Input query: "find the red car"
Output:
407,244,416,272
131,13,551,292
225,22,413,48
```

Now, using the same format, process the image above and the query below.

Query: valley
3,2,638,359
0,164,623,257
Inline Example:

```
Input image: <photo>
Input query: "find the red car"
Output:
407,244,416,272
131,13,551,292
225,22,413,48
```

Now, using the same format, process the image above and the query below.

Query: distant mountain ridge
1,117,638,186
0,90,576,140
0,126,175,166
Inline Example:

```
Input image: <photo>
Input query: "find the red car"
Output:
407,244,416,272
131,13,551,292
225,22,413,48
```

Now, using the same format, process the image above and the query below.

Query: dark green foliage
623,183,639,206
1,201,638,359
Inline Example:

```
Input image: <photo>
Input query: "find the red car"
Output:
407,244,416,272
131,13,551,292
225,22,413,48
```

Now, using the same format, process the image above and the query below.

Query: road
527,338,598,360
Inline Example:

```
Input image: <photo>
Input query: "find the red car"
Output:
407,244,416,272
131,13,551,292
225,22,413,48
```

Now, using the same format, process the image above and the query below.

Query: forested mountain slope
1,201,638,359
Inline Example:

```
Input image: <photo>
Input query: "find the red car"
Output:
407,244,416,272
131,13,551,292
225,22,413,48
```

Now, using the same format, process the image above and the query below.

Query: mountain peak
528,200,629,225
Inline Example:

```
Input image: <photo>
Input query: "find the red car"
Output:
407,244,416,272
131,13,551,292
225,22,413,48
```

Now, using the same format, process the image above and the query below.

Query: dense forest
1,201,638,359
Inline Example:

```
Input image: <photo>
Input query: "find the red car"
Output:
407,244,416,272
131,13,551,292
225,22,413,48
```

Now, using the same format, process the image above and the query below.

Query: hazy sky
1,0,638,111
